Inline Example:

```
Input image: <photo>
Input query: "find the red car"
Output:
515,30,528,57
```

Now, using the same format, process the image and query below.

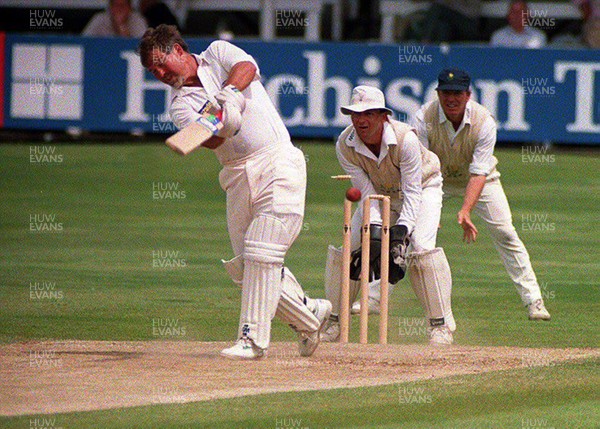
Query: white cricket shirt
169,41,292,165
336,122,427,233
412,100,497,177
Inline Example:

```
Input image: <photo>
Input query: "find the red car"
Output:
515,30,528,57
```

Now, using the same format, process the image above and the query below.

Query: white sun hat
340,85,393,115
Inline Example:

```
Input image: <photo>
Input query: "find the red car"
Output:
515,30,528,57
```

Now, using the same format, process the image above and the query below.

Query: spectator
573,0,600,48
420,0,481,43
83,0,147,37
139,0,179,30
490,1,547,48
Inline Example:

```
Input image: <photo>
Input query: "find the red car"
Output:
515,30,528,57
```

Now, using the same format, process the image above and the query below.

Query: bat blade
165,103,223,156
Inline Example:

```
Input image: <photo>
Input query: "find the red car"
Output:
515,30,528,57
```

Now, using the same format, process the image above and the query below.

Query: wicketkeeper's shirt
169,40,293,165
336,120,442,233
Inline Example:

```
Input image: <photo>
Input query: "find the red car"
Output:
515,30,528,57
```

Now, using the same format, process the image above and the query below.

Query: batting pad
407,247,454,329
239,215,290,349
276,268,320,333
324,246,343,314
325,245,361,316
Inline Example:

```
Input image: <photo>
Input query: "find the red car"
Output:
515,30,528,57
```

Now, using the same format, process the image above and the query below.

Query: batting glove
216,102,243,138
216,84,246,113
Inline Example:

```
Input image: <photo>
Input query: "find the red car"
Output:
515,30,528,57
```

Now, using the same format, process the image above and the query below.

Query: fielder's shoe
428,326,453,346
298,299,332,357
220,337,265,360
350,298,381,315
528,299,551,320
320,317,341,342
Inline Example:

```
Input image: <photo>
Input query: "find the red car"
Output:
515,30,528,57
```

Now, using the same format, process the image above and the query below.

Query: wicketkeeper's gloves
349,224,382,282
389,224,409,283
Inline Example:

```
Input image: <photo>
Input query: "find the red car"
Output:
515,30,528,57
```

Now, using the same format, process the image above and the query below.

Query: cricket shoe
298,299,332,357
350,298,381,315
428,326,453,346
528,299,551,320
220,337,266,360
320,317,341,342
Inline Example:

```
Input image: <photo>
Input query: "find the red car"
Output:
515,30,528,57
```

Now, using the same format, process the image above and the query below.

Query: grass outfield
1,360,598,428
0,142,598,427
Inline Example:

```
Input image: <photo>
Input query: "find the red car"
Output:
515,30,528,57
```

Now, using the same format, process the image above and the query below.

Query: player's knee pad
244,215,290,265
407,247,453,328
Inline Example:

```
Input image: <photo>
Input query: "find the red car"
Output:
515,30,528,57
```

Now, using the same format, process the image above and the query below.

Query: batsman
139,25,331,360
322,86,456,345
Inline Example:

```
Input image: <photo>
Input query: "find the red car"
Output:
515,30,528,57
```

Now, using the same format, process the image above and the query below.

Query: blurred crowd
0,0,598,48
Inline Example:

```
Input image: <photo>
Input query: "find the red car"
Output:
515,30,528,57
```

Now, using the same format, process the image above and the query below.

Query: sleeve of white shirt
205,40,261,81
396,131,423,233
411,108,430,149
335,138,382,224
469,116,497,176
170,99,200,130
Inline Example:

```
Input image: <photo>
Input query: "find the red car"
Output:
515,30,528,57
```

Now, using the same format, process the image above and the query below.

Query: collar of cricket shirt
349,121,397,164
193,53,221,95
438,99,473,137
170,54,220,105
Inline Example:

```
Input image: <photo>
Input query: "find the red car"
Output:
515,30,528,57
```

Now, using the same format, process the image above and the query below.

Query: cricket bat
166,102,223,155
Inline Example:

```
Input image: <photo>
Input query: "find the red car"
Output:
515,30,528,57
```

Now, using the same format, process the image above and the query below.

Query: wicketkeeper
139,25,332,360
358,68,551,321
322,86,456,345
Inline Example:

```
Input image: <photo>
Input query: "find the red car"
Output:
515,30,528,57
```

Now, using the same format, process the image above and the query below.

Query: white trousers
219,145,317,348
219,145,306,257
472,179,542,305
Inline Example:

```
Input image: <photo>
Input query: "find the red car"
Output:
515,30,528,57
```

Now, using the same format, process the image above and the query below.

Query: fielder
322,85,456,345
358,68,551,321
138,25,331,360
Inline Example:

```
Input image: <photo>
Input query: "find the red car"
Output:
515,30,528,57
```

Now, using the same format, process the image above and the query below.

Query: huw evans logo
398,385,433,404
152,182,186,200
152,250,187,268
29,9,63,30
398,45,432,64
29,417,63,429
522,10,555,29
29,214,63,232
152,318,186,337
276,10,308,28
30,145,63,163
521,145,555,164
521,77,556,97
30,282,64,301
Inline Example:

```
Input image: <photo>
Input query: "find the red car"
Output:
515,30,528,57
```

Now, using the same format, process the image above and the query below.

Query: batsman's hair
138,24,189,68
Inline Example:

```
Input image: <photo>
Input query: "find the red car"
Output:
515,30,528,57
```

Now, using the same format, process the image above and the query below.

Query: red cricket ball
345,187,362,202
